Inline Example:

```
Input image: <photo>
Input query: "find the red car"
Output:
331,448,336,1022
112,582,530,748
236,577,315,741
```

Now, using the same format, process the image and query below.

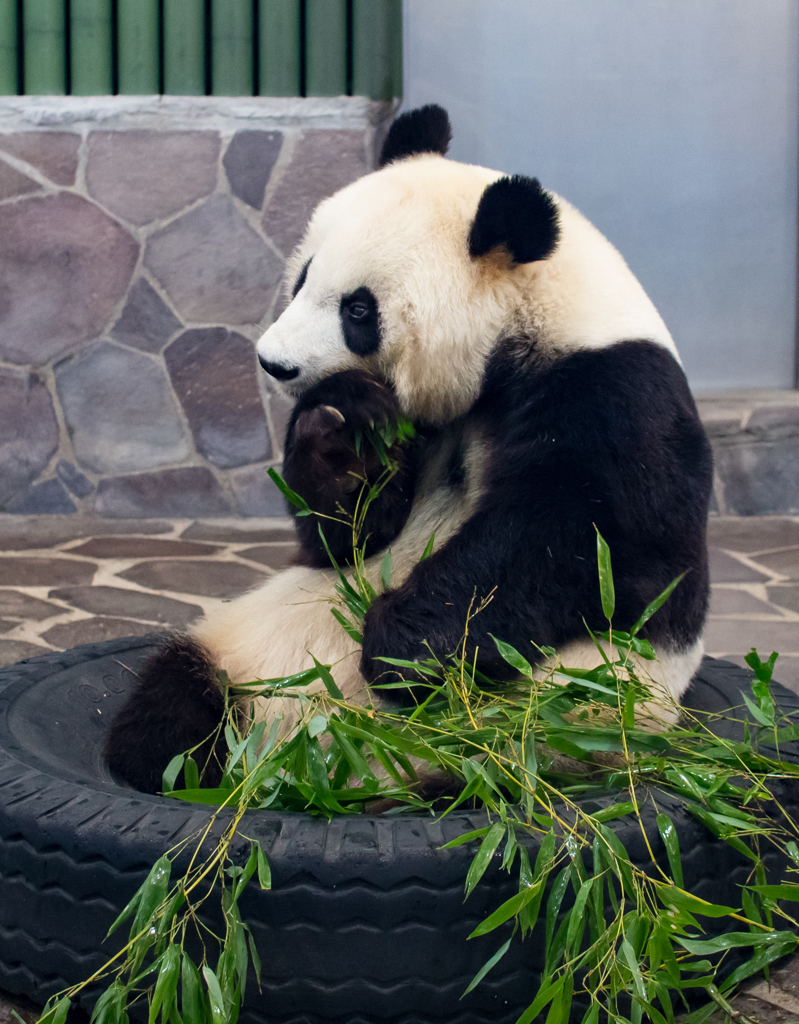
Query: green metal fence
0,0,402,99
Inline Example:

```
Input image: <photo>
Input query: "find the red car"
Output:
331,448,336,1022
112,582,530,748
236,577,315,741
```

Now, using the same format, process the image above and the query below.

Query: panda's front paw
361,590,440,702
286,370,401,494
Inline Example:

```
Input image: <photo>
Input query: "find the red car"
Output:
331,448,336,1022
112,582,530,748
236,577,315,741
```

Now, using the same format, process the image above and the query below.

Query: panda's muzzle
258,356,300,382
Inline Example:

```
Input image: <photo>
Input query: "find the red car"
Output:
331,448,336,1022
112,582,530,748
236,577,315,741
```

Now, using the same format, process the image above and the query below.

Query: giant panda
107,105,712,794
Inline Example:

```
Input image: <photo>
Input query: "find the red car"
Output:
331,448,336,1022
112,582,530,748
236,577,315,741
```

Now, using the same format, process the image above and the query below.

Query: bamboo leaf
267,468,310,513
420,533,436,560
468,879,544,938
439,827,491,850
161,755,185,794
514,977,563,1024
749,884,799,901
630,573,686,636
330,607,363,643
656,813,684,890
149,944,180,1024
180,954,204,1024
677,930,795,954
310,654,343,700
461,937,512,997
491,636,534,679
201,967,226,1024
464,822,505,898
256,843,272,890
657,886,736,918
720,934,798,992
591,801,636,823
183,756,199,791
566,877,594,953
132,856,171,939
595,527,615,621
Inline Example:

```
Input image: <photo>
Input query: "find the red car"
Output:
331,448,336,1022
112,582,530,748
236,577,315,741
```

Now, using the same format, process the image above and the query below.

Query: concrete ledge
696,389,799,515
0,95,394,133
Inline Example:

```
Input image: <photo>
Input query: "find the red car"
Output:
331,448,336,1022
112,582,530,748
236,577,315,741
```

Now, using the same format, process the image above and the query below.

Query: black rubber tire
0,637,797,1024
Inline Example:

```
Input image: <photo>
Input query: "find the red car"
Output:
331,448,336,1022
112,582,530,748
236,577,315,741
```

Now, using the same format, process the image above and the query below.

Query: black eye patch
292,257,312,298
339,287,382,356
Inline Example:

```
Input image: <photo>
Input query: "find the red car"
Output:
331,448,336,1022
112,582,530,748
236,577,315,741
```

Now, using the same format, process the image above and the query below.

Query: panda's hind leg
105,634,229,794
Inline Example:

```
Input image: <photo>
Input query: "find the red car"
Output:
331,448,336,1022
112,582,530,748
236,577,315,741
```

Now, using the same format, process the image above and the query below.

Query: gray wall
403,0,799,392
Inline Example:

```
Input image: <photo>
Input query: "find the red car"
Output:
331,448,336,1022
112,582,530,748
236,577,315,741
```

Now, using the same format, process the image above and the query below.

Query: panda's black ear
469,175,560,264
378,105,452,168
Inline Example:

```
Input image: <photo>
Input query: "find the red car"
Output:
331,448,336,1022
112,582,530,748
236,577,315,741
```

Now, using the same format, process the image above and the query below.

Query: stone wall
0,96,391,517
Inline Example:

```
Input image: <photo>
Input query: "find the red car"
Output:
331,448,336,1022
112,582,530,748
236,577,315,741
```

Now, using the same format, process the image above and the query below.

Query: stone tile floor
1,513,799,1020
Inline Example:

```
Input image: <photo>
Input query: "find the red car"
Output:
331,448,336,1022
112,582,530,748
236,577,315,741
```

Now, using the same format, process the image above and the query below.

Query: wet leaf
656,813,684,890
464,822,505,898
462,937,512,997
595,528,615,621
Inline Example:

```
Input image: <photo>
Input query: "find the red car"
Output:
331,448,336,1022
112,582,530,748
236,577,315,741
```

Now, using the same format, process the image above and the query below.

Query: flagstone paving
0,514,296,666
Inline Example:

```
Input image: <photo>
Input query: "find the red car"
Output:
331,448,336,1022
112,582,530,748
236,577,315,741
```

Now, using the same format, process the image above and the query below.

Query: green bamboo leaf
165,788,239,807
40,997,71,1024
630,573,686,636
310,653,344,700
149,944,180,1024
590,801,636,823
514,976,563,1024
107,885,143,937
439,827,491,850
468,879,544,938
181,954,205,1024
201,967,226,1024
267,467,310,512
677,930,795,955
749,883,799,901
740,690,773,727
566,877,594,953
595,823,634,893
621,937,646,1000
183,756,199,791
545,867,571,953
161,754,185,794
420,533,436,560
380,548,392,591
256,843,271,890
330,607,363,643
491,636,534,679
657,886,736,918
464,822,505,898
720,934,799,992
327,719,375,781
461,936,513,997
246,926,262,983
580,1004,600,1024
307,714,327,739
132,856,171,939
233,844,259,903
595,527,615,621
656,813,684,889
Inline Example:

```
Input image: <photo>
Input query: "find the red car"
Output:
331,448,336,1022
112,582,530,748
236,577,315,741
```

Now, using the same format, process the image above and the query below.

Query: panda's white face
257,156,512,424
256,150,677,424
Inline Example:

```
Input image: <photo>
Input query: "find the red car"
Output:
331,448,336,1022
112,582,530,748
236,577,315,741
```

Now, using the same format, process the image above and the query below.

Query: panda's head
257,105,673,424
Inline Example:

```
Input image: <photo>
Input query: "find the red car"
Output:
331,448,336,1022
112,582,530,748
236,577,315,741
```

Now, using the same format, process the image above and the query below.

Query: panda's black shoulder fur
361,339,713,690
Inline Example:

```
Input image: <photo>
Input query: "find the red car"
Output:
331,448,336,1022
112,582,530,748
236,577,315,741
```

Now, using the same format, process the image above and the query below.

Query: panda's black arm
282,370,419,566
360,340,713,694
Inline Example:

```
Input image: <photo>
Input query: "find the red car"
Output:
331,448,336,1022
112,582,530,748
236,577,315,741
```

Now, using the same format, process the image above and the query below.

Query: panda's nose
258,356,300,381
